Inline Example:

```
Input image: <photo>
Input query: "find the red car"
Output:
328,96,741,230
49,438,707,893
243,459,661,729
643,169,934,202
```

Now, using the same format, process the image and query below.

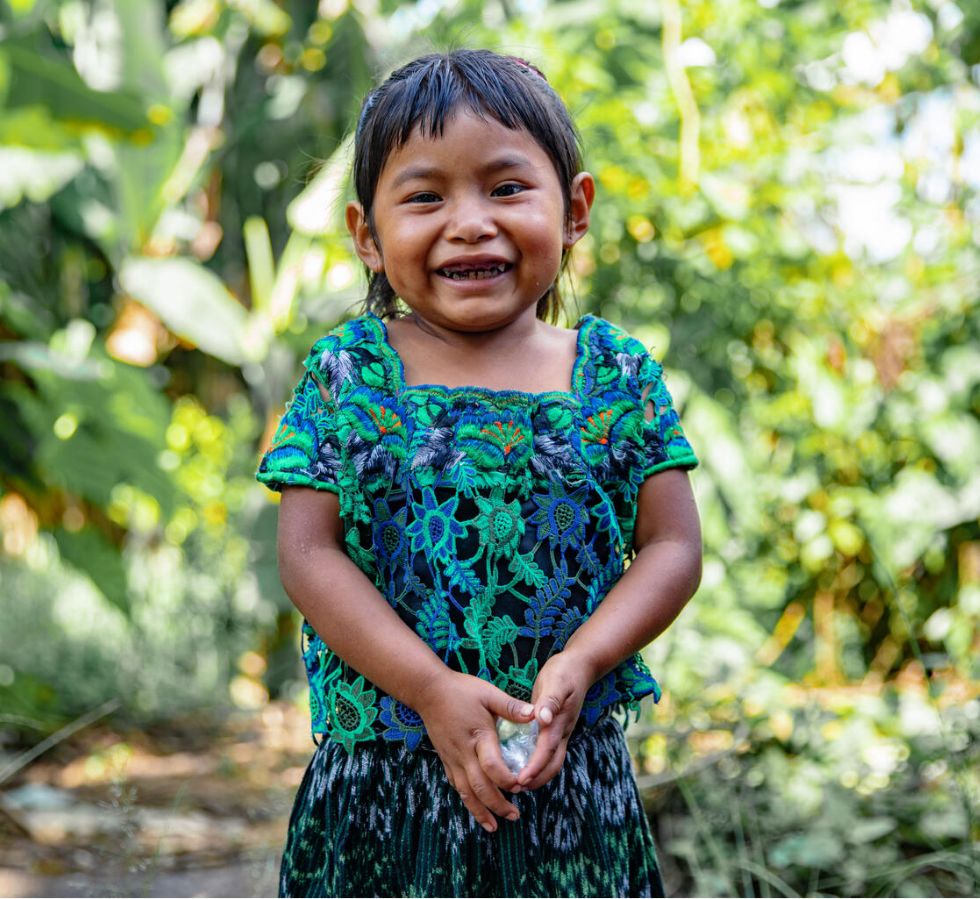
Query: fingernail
483,822,496,833
507,812,519,822
521,704,534,715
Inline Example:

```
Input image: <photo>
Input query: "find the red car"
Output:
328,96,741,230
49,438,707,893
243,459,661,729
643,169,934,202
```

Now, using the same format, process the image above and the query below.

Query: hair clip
507,56,549,82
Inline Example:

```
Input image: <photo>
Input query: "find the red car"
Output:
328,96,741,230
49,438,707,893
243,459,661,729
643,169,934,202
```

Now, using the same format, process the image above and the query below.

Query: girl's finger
464,764,520,826
522,744,568,791
485,688,535,723
454,778,498,833
535,697,560,725
475,731,521,792
517,719,566,786
530,681,572,726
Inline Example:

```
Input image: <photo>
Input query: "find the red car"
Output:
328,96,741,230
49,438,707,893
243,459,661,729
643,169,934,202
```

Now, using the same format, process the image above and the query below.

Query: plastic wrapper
495,717,539,775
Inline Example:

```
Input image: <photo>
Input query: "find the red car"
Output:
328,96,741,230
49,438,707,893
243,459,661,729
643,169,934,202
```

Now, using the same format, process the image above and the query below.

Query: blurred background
0,0,977,895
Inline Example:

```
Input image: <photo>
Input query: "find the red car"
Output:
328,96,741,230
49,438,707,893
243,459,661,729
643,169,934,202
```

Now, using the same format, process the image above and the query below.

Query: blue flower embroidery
379,696,426,750
371,499,409,569
529,482,589,552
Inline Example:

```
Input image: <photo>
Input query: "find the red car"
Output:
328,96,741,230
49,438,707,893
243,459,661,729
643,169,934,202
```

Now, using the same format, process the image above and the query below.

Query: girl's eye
492,183,526,197
406,191,441,204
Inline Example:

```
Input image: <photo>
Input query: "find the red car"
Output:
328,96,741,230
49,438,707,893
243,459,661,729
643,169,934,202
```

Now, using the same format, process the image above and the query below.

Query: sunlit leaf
53,526,129,611
1,39,151,135
286,134,353,236
118,257,253,365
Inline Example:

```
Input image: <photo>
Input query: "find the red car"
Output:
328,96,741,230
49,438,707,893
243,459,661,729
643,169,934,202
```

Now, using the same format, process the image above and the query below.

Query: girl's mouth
436,263,513,281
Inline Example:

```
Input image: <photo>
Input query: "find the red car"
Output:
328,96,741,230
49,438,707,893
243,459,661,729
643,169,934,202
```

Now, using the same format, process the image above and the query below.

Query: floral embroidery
256,312,698,752
327,674,379,754
472,493,525,557
494,659,539,703
379,696,426,750
371,499,408,573
348,387,408,451
530,482,589,553
406,488,467,564
457,411,533,474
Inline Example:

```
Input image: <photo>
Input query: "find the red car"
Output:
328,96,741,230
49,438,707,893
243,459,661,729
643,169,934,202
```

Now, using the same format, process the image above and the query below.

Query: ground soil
0,702,312,898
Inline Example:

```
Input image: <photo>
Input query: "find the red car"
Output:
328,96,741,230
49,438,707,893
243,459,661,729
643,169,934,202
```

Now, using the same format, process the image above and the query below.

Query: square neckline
365,311,597,402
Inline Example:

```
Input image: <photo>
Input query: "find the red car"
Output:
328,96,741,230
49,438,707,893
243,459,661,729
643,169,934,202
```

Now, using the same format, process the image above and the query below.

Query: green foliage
642,688,979,896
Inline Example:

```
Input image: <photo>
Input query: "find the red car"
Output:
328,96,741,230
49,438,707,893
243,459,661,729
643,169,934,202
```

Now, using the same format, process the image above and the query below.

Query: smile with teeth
436,263,512,281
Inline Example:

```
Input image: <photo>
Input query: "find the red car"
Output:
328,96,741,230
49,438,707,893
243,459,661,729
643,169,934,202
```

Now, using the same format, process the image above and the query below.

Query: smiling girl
257,49,702,898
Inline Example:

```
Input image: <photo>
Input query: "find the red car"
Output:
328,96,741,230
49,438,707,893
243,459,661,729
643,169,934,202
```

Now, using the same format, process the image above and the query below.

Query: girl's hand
517,651,593,790
415,670,535,833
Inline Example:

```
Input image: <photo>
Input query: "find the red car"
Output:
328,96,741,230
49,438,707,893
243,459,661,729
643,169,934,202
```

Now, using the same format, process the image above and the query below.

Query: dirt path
0,702,313,898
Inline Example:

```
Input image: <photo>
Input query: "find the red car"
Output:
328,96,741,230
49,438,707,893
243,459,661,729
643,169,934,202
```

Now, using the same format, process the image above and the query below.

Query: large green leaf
286,134,353,236
0,146,83,210
0,340,105,380
0,39,151,135
52,526,129,612
118,257,252,365
109,0,182,252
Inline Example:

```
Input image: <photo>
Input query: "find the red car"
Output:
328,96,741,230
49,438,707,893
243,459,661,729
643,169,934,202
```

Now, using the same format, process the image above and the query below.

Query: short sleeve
256,345,343,494
636,352,699,478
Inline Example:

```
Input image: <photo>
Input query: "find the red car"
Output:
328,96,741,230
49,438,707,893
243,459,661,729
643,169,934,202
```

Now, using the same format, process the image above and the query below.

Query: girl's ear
346,201,384,272
563,172,595,249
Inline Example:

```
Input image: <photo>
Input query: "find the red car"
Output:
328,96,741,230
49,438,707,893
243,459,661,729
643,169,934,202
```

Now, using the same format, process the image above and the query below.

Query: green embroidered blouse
257,312,698,753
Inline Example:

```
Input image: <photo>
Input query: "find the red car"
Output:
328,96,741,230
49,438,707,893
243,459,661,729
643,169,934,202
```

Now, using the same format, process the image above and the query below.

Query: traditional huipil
257,312,698,897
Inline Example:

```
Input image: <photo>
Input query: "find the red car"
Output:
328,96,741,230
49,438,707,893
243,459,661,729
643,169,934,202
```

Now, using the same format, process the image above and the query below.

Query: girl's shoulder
583,315,652,355
306,312,383,360
579,315,666,386
300,313,391,393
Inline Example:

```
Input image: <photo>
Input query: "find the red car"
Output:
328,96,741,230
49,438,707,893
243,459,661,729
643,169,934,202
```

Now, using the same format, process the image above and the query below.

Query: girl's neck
383,309,580,393
400,308,538,352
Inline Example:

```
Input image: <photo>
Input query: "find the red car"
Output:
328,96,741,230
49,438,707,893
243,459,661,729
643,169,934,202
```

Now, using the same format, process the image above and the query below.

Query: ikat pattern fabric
256,312,698,753
278,713,666,897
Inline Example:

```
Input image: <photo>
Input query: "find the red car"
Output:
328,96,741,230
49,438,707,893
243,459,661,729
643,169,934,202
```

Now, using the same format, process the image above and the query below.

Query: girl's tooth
443,266,506,280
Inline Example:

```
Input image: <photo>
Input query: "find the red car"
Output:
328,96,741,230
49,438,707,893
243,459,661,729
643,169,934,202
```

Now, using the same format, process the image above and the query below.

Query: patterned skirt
279,715,665,897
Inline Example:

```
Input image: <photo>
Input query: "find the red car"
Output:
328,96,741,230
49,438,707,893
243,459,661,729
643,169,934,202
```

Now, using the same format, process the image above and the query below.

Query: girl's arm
278,486,534,832
518,468,702,789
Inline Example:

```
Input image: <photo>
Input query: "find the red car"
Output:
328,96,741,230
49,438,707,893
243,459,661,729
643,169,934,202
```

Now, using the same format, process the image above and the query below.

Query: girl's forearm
561,536,702,684
280,543,450,711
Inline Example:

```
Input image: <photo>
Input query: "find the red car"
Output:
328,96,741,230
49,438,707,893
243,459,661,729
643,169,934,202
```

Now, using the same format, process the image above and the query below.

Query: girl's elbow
688,544,703,596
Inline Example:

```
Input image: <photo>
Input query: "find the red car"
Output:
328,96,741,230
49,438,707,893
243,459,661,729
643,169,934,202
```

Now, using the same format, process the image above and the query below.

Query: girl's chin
412,301,540,335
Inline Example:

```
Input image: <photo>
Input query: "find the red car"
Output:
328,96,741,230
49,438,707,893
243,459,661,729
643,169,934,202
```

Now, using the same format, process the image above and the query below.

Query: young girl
257,49,702,898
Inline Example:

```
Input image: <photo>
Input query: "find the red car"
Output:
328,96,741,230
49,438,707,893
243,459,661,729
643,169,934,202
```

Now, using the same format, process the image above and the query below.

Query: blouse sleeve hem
256,472,342,494
641,454,699,479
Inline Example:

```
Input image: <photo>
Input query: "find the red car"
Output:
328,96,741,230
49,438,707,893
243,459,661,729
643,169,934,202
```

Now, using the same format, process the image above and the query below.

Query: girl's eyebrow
389,155,536,189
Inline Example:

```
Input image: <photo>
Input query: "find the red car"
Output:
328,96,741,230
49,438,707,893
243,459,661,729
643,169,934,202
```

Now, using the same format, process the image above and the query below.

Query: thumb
534,694,562,725
486,687,535,722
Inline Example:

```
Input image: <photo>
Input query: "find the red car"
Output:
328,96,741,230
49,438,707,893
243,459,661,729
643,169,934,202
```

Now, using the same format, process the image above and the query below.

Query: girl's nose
445,199,497,243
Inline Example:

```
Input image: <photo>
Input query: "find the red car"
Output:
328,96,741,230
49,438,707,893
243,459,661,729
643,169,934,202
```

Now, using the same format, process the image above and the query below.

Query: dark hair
352,49,583,323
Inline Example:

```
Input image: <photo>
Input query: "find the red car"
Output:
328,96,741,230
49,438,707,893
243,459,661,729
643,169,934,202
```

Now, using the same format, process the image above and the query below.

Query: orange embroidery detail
368,405,402,436
581,409,612,445
480,420,525,455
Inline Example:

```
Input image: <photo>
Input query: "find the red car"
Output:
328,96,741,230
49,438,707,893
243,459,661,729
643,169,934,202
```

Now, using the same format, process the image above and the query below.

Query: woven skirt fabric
278,715,665,898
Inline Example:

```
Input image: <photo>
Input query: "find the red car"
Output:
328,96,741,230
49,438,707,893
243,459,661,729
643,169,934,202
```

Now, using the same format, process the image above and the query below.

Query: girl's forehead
381,110,554,174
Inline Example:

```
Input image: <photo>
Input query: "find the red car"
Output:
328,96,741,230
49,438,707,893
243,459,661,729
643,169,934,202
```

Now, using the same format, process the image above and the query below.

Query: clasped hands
414,652,592,833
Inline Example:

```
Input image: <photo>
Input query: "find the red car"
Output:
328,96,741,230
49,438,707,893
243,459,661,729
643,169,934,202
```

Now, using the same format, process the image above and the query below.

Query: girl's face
347,110,594,334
